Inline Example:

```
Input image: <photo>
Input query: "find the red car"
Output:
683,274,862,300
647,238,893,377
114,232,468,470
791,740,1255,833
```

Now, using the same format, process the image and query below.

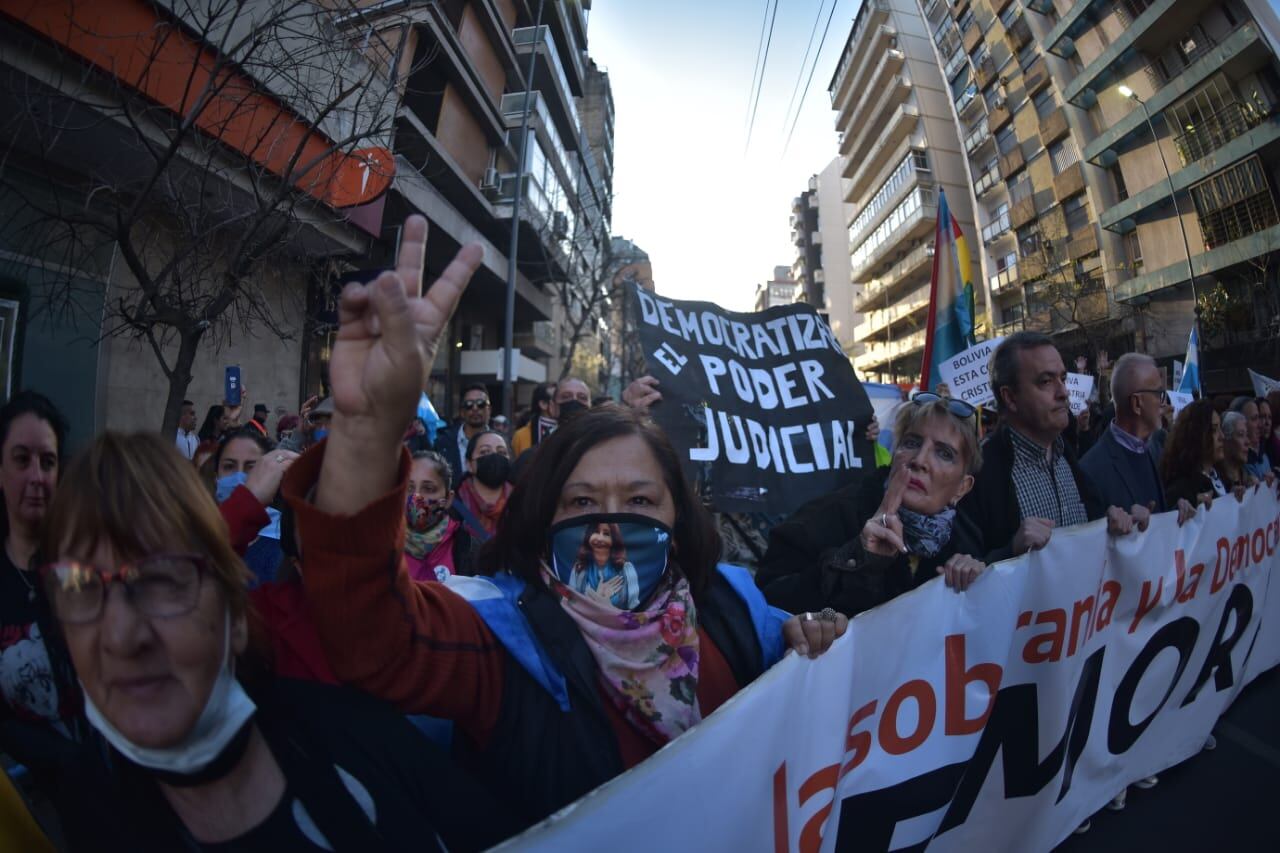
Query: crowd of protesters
2,214,1278,850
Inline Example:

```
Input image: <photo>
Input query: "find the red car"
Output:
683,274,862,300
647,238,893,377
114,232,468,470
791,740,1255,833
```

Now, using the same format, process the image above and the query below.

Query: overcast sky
588,0,861,311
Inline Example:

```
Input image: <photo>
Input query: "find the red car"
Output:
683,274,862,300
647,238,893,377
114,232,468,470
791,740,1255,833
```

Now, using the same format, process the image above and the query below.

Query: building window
999,3,1020,29
995,250,1017,272
1126,231,1144,275
1062,195,1092,234
1033,87,1056,119
1017,40,1037,69
1049,138,1080,174
1110,165,1129,202
957,9,975,32
1189,155,1280,249
996,125,1018,156
849,151,930,240
1017,222,1042,259
1009,170,1032,204
1002,304,1024,325
850,187,936,272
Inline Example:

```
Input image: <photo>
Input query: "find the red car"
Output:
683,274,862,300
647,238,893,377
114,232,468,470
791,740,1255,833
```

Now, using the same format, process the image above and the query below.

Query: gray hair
989,331,1055,406
1110,352,1156,412
1229,396,1257,415
1222,411,1247,439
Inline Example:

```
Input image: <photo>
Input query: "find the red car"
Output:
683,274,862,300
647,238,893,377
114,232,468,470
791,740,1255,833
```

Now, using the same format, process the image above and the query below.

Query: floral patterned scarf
539,564,701,745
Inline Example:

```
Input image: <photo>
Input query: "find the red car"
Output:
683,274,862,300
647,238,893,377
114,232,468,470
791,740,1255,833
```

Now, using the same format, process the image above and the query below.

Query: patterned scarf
405,495,450,560
457,479,511,535
539,564,701,746
897,506,956,557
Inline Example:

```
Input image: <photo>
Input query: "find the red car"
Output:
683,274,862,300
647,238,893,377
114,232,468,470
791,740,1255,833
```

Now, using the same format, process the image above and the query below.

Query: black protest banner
629,283,874,514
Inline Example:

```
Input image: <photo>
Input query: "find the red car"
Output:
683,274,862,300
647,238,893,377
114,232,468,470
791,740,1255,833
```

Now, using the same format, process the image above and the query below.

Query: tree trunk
560,333,580,382
158,329,204,437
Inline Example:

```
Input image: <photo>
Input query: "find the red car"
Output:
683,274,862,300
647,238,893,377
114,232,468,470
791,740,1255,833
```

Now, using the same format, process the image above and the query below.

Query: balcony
944,48,968,82
1062,0,1178,107
962,23,983,55
1116,223,1280,302
842,73,915,176
1038,106,1069,146
855,328,927,372
1175,102,1267,167
513,320,556,359
1101,115,1280,233
513,26,581,147
834,24,901,123
858,242,935,311
981,208,1012,243
1053,161,1087,201
1011,195,1038,229
851,190,939,281
843,104,920,195
974,163,1003,197
859,283,932,338
1043,0,1103,56
975,55,998,90
1005,13,1033,52
950,0,972,20
1068,223,1100,259
1085,24,1268,167
964,121,992,155
1023,55,1051,98
998,143,1025,177
990,264,1020,294
829,0,891,107
995,317,1026,337
988,100,1012,132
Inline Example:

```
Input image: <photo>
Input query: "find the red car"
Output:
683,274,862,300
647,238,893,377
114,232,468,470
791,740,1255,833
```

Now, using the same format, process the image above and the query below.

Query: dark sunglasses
462,399,490,411
911,391,977,419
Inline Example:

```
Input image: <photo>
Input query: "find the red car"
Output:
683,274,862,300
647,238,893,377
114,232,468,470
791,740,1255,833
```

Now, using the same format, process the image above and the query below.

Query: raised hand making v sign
317,216,483,515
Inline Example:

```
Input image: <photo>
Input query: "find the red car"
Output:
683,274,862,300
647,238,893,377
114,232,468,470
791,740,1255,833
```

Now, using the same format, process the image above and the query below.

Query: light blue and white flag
1177,325,1200,395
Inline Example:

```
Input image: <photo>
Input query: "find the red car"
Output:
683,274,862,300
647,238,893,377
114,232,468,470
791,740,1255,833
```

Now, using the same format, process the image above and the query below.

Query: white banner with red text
498,488,1280,852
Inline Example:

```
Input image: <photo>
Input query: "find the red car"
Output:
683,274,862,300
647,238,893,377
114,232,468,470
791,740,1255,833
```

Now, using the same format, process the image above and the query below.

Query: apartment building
829,0,983,385
922,0,1280,387
377,1,613,409
789,159,858,353
755,266,799,311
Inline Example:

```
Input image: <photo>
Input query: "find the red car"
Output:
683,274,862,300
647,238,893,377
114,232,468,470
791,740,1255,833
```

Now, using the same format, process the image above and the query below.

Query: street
1056,666,1280,852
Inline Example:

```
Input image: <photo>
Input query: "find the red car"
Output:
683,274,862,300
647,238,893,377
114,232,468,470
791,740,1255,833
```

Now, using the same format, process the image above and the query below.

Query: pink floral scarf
540,565,702,745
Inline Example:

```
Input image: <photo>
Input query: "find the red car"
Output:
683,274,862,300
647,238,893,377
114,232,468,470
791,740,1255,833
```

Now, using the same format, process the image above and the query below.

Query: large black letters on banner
627,283,874,514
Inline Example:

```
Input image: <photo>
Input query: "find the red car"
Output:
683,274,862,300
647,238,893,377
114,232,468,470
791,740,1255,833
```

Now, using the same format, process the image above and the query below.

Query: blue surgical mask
548,514,672,610
313,427,329,443
215,471,249,504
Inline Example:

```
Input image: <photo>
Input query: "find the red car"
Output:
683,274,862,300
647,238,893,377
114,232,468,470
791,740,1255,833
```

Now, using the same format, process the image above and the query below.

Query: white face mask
82,609,257,776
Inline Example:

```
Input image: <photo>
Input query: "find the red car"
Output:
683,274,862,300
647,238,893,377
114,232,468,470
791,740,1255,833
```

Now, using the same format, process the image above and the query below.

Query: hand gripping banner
499,487,1280,852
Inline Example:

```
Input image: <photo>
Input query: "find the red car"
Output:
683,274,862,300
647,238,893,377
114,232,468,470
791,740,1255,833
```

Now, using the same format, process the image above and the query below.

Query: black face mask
557,400,588,423
474,453,512,487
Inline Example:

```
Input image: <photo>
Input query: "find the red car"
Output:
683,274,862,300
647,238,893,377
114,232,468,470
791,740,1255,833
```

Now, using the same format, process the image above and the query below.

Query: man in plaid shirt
954,332,1146,565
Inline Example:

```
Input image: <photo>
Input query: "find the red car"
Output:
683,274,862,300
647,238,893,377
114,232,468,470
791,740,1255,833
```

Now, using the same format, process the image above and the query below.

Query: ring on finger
820,607,838,623
802,612,815,622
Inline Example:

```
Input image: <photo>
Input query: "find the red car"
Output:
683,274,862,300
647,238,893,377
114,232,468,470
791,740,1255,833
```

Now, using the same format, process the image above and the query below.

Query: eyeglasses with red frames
39,553,208,625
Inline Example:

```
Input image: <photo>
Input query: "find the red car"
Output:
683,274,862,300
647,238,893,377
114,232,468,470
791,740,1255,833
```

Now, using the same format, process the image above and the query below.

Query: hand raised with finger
861,465,909,556
1012,517,1054,555
328,215,482,442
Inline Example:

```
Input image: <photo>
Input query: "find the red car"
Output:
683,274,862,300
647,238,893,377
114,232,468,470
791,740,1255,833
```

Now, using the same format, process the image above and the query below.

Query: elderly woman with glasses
36,433,512,851
757,393,988,617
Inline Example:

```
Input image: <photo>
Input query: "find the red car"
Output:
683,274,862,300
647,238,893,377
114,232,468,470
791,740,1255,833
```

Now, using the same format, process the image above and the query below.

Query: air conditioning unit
480,167,499,191
993,95,1007,109
552,211,570,238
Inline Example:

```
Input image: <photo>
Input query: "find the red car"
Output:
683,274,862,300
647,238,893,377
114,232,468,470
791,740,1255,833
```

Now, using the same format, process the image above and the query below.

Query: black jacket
59,679,514,853
432,423,470,489
457,569,767,830
955,427,1105,565
756,468,956,616
1165,471,1216,507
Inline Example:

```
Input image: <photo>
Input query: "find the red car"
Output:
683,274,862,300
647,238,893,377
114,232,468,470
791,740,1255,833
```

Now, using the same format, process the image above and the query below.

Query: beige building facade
830,0,984,384
919,0,1280,388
